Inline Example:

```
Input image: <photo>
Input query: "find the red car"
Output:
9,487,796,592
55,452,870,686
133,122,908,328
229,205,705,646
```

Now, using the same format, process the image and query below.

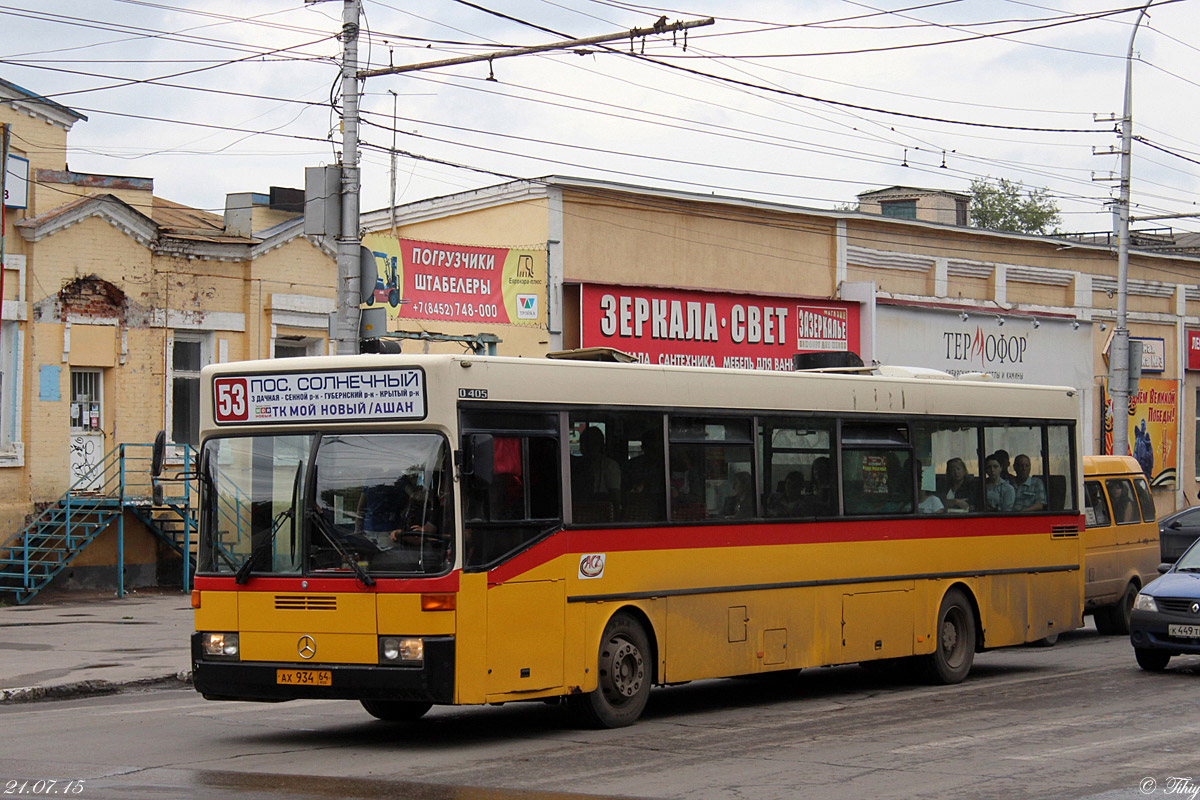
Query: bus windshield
199,432,452,578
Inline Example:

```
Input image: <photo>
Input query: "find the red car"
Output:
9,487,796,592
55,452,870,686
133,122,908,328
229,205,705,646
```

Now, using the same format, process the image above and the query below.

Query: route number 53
214,378,249,422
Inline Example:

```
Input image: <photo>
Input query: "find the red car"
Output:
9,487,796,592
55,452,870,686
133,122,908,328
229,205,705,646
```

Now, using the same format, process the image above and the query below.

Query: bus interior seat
1048,475,1066,511
671,501,707,521
623,492,664,522
573,500,614,524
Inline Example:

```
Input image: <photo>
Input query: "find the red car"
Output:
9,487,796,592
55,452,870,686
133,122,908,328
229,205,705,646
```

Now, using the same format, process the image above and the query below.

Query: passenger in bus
984,455,1015,511
767,470,808,517
1011,454,1046,511
721,471,755,518
809,456,835,515
572,426,622,518
1110,480,1139,523
915,460,945,514
626,429,665,495
356,476,408,550
993,449,1016,484
941,457,976,512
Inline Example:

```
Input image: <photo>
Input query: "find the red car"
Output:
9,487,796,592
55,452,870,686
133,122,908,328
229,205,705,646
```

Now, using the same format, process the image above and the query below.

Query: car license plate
1168,624,1200,638
276,669,331,686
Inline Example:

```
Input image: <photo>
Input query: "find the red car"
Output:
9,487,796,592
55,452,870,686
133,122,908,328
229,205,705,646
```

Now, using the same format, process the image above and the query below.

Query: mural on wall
579,284,860,370
360,234,546,326
1102,377,1178,487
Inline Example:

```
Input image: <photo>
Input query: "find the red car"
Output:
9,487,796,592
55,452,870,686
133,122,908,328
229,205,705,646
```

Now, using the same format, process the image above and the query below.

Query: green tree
968,177,1061,235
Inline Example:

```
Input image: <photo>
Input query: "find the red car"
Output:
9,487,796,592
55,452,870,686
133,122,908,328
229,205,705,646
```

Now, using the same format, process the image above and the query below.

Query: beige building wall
372,178,1200,517
364,195,556,356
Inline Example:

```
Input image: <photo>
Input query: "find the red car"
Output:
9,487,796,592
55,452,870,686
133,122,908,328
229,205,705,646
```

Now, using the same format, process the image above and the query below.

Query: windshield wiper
306,508,376,586
234,505,293,584
1174,566,1200,573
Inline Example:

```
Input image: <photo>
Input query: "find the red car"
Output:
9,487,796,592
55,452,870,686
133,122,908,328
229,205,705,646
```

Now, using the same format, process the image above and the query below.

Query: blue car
1130,541,1200,670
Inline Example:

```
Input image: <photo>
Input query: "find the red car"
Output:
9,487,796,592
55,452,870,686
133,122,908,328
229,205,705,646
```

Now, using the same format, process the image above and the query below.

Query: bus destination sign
213,368,426,424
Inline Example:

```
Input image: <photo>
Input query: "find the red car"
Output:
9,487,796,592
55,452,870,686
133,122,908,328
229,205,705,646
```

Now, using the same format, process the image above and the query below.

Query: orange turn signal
421,593,456,611
191,590,201,609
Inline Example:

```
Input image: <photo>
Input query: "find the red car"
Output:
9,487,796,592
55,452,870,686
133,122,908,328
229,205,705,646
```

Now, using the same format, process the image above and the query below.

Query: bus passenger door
458,411,565,698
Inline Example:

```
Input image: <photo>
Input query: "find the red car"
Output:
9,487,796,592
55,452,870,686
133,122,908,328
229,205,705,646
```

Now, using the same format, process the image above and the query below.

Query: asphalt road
2,624,1198,800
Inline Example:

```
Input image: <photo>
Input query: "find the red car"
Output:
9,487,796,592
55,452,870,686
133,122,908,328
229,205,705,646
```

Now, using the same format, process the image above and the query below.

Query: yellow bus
187,354,1084,727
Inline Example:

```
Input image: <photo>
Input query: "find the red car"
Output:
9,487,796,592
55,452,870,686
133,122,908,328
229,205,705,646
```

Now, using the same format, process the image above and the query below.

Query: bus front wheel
569,612,651,728
360,699,432,721
920,588,976,685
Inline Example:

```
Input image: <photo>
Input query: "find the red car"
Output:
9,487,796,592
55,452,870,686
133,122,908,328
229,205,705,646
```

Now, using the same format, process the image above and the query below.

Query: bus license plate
1168,624,1200,638
276,669,331,686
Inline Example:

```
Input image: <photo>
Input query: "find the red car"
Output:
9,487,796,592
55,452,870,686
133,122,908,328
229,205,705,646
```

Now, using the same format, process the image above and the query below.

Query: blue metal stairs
0,443,197,605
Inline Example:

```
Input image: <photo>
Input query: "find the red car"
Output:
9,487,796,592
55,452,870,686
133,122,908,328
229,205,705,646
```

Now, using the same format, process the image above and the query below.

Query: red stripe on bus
192,572,460,593
486,514,1083,586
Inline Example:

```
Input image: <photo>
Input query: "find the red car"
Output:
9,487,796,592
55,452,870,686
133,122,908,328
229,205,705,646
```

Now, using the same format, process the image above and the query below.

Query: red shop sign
579,284,860,371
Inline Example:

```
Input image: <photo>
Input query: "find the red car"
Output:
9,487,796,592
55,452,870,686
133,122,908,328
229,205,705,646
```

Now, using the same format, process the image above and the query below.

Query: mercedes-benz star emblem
297,635,316,659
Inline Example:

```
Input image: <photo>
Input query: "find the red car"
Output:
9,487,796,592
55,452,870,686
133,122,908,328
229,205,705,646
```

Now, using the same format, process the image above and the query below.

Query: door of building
69,369,104,491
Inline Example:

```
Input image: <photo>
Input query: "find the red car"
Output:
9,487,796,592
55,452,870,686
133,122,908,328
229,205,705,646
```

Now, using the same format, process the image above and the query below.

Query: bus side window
1132,476,1156,523
1084,481,1110,528
462,431,561,569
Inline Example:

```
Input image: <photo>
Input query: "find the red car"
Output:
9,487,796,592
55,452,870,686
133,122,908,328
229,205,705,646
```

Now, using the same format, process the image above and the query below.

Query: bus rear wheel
360,699,432,721
920,588,976,685
568,612,651,729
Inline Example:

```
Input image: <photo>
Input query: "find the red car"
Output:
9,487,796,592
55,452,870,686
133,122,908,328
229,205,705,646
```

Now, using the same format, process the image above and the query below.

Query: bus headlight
201,632,240,658
1133,593,1158,613
380,636,423,664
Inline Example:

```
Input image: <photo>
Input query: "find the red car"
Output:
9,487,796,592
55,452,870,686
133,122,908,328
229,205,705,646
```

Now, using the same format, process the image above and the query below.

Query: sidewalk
0,589,194,703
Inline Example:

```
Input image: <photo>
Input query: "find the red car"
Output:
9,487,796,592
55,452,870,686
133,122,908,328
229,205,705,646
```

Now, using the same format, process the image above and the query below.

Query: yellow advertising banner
361,234,546,326
1102,377,1178,487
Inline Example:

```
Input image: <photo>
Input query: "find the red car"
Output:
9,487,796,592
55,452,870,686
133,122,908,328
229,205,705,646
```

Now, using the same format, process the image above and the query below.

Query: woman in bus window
984,455,1015,512
1109,480,1139,523
941,457,975,512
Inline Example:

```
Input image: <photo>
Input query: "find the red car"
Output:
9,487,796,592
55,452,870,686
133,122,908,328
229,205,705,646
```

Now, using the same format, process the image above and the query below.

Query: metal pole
389,89,398,235
1110,1,1152,457
335,0,362,355
1,123,8,406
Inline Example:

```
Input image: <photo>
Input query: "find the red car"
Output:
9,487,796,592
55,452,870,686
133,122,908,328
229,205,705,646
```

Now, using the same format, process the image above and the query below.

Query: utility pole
327,10,714,351
1110,0,1153,457
333,0,362,355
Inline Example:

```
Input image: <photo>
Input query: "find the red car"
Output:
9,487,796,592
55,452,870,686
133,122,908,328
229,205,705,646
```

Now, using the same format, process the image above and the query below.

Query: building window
70,369,102,433
880,199,917,220
274,335,321,358
956,198,969,226
171,333,209,447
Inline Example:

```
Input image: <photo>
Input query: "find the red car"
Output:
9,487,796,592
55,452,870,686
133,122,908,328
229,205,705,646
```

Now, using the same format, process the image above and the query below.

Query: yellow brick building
1,79,335,590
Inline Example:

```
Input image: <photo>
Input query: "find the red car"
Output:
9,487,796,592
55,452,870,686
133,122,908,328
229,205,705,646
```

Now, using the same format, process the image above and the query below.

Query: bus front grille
274,595,338,611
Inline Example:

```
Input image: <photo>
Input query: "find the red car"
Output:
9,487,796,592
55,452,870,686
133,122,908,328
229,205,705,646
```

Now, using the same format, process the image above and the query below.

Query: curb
0,671,192,704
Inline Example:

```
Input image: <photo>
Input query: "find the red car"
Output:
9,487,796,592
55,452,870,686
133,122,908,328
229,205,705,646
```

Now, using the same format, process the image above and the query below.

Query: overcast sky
4,0,1199,236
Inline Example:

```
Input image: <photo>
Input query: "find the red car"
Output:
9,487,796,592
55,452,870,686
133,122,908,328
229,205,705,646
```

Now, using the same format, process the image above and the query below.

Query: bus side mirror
151,430,166,477
462,434,495,483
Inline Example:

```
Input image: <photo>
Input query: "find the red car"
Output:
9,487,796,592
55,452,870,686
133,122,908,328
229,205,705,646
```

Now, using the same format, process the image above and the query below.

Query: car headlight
201,632,240,659
379,636,423,665
1133,593,1158,613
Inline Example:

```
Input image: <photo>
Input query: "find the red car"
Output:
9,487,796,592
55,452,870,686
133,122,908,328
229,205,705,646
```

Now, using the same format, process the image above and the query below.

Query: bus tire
1096,583,1138,636
920,588,975,685
1135,648,1170,672
360,699,433,721
568,612,651,729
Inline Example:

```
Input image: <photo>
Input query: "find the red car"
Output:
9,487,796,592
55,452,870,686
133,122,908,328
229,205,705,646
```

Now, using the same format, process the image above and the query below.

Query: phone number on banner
410,301,500,319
